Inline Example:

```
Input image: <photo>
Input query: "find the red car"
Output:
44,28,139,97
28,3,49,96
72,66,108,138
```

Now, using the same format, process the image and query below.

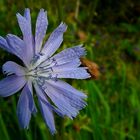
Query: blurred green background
0,0,140,140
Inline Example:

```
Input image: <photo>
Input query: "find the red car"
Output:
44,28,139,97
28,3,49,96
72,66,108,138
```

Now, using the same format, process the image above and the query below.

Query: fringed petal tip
24,8,30,12
50,129,57,135
59,22,68,32
73,45,87,57
16,13,22,19
39,8,46,13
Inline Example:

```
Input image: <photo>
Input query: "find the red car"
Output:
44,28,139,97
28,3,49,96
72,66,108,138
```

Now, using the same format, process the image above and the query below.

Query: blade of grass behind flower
0,114,10,140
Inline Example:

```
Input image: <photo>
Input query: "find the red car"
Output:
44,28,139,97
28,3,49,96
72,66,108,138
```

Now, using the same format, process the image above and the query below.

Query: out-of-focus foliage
0,0,140,140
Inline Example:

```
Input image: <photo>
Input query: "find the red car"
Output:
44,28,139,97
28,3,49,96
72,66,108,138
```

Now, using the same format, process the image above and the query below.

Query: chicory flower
0,8,90,134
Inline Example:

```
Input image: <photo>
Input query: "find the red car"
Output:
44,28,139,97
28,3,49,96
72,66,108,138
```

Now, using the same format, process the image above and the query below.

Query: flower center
25,53,58,83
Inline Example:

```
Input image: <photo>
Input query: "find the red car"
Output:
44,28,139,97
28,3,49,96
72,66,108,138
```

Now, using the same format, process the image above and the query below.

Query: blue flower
0,8,90,134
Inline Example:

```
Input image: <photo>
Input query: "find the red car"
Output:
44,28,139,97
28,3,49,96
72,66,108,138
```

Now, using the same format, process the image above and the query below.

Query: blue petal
54,67,90,79
6,34,29,66
34,82,63,117
34,82,56,134
46,80,87,110
0,35,28,66
16,11,34,64
0,75,26,97
39,45,85,68
31,22,67,68
0,36,11,53
42,22,67,57
26,81,37,114
42,82,79,119
40,67,90,79
40,56,81,69
46,79,87,98
52,58,81,70
51,45,86,65
24,8,31,24
38,99,56,134
2,61,26,76
35,9,48,53
17,82,34,129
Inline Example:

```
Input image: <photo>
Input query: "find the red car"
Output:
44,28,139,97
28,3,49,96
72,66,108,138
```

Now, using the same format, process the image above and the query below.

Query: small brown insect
80,57,100,79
